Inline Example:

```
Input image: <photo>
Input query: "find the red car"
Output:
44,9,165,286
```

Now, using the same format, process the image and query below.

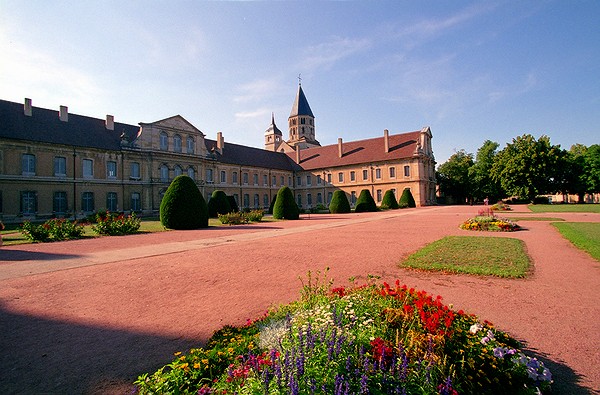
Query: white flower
469,323,483,334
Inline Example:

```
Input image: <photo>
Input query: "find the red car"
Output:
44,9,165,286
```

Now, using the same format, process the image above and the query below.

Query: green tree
380,190,400,209
399,188,416,208
207,190,232,217
273,186,300,220
354,189,378,212
468,140,503,202
436,150,474,204
491,134,563,203
160,175,209,229
329,190,351,213
583,144,600,195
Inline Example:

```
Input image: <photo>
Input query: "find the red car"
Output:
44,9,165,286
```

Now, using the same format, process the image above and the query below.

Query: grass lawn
528,204,600,213
552,222,600,261
400,236,531,278
507,217,564,222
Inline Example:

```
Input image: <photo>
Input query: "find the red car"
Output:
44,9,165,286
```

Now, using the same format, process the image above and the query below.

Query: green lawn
507,217,564,222
400,236,531,278
552,222,600,261
528,204,600,213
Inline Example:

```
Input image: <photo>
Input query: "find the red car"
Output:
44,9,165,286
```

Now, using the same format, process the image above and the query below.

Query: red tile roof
289,130,421,170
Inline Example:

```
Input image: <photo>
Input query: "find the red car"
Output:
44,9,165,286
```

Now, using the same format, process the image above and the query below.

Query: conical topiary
207,190,232,217
399,188,416,208
272,186,300,220
329,190,351,213
268,195,277,214
160,175,209,229
227,195,239,213
381,190,400,209
354,189,378,212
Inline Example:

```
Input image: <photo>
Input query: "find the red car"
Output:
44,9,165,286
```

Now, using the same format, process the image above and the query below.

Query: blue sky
1,1,598,165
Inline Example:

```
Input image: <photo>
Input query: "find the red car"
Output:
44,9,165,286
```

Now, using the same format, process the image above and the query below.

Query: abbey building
0,85,436,223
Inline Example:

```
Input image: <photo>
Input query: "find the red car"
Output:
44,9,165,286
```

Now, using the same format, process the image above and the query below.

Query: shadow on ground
0,305,203,394
0,250,82,262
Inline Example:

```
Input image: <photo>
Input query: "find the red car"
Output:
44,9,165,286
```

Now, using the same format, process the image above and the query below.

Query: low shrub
354,189,378,212
244,209,264,222
135,279,552,395
19,219,84,242
218,212,248,225
399,188,416,208
380,190,400,209
92,212,141,236
329,190,351,213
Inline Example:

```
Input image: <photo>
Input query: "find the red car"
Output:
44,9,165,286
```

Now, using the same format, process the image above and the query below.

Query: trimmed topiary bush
273,186,300,220
354,189,378,212
227,195,239,213
329,190,351,213
399,188,416,208
381,190,400,210
208,190,232,218
160,175,209,229
268,195,277,214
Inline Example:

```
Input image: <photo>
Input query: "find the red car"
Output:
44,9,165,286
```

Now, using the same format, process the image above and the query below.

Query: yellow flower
202,359,209,365
174,351,182,356
194,363,201,369
228,347,234,354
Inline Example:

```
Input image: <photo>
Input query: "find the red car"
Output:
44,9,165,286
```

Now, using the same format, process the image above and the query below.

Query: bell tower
264,113,283,152
288,80,319,149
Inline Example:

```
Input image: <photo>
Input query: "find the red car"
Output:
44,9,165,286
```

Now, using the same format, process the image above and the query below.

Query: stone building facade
0,86,436,223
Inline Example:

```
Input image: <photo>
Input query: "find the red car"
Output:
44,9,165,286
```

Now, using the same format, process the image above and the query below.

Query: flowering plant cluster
218,210,264,225
134,279,552,394
19,218,84,242
460,212,520,232
91,212,141,236
490,202,512,211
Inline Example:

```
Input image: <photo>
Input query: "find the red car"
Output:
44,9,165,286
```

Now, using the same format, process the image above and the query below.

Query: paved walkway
0,206,598,394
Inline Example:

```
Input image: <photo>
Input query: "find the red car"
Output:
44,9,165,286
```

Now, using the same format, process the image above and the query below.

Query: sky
1,1,598,165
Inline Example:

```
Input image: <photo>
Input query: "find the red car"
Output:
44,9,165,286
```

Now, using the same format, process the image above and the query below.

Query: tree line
436,134,600,204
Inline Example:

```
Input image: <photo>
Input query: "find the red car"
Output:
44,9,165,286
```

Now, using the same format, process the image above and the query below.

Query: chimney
338,138,343,158
24,98,32,116
59,105,68,122
295,145,302,164
384,129,389,153
106,115,114,130
216,131,224,154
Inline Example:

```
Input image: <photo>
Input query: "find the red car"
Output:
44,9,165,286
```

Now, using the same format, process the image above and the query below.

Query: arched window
160,165,169,182
174,165,183,177
173,135,182,153
186,136,194,154
159,131,168,150
187,166,195,179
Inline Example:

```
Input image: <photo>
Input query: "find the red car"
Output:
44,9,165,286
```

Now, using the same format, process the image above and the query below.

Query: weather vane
298,73,302,86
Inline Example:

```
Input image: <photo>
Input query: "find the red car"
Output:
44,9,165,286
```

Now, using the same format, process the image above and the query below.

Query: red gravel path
0,205,598,394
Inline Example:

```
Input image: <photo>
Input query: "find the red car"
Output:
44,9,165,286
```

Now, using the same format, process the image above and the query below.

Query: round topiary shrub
160,175,209,229
381,190,400,209
273,186,299,220
354,189,378,212
329,190,351,213
399,188,416,208
208,190,232,218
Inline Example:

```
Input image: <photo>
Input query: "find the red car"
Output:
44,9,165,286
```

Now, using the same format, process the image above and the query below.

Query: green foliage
218,212,248,225
380,189,400,209
19,219,84,242
91,212,141,236
160,175,209,229
468,140,504,201
328,190,351,213
491,134,564,202
399,188,416,208
227,195,239,213
437,149,474,203
207,190,232,218
272,186,299,220
354,189,378,212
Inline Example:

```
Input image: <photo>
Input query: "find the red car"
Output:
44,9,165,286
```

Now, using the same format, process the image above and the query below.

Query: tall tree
469,140,503,202
436,150,474,204
491,134,563,202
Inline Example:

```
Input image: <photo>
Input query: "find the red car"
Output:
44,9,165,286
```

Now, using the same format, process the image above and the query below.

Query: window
281,176,285,186
297,194,302,206
131,192,141,212
53,191,68,213
377,189,383,202
54,157,67,177
81,192,94,212
107,192,118,211
375,168,381,179
130,162,141,180
160,131,168,150
391,188,397,198
317,192,323,204
263,194,269,208
338,172,344,183
288,177,292,186
186,136,194,154
307,175,312,186
254,194,260,208
243,172,249,184
351,191,356,205
22,154,35,175
21,191,37,214
389,167,396,178
160,165,169,182
272,175,276,186
233,194,239,206
174,165,183,177
232,171,238,184
263,174,268,186
173,135,182,153
253,173,258,185
220,170,227,183
107,161,117,179
243,194,250,208
362,169,368,180
83,159,93,178
350,171,356,182
206,168,214,183
297,176,302,186
327,192,333,205
404,165,410,177
307,193,312,206
327,173,332,184
187,167,195,179
317,175,322,185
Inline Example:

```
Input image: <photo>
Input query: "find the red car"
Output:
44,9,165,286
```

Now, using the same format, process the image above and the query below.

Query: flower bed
461,210,520,232
490,202,512,211
134,280,551,394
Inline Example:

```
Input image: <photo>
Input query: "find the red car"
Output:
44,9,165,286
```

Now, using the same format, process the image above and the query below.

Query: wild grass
401,236,531,278
552,222,600,261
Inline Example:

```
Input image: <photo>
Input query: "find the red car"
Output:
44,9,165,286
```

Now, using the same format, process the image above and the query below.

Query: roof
0,99,139,150
205,138,301,171
264,113,282,136
289,130,422,170
289,85,314,118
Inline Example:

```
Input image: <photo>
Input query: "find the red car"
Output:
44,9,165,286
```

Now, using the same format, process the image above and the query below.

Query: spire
265,112,282,136
290,84,314,118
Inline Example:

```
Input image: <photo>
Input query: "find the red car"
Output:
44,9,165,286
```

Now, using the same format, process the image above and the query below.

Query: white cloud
233,78,285,103
301,36,371,71
234,108,271,120
488,72,539,102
